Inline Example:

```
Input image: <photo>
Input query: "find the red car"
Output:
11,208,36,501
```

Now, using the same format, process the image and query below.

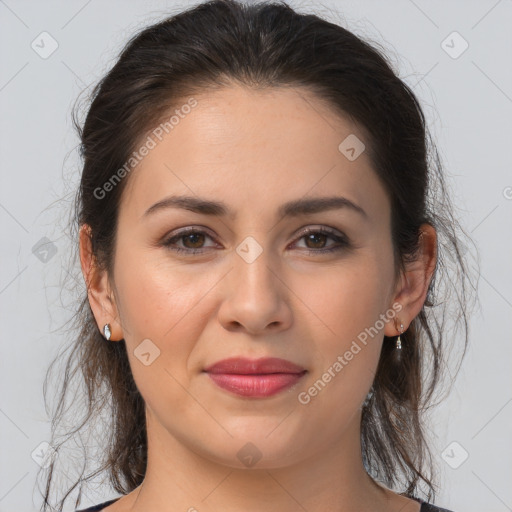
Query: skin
80,83,437,512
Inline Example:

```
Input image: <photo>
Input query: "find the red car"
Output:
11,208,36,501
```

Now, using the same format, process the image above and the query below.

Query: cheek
294,255,391,401
112,255,216,417
113,245,207,340
297,257,390,345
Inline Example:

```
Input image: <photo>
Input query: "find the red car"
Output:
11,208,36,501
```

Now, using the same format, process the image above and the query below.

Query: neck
126,408,402,512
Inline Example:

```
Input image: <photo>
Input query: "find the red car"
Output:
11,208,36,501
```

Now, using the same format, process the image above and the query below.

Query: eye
162,228,218,254
161,226,350,255
291,227,350,254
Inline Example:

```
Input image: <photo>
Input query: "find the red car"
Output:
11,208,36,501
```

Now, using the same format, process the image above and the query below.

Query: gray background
0,0,511,511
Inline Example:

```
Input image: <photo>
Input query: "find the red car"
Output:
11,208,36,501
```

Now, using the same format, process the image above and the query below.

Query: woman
39,1,477,511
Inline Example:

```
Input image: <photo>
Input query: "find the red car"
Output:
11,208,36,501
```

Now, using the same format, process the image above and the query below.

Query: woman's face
97,84,403,468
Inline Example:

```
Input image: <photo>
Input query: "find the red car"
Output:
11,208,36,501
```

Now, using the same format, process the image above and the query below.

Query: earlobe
79,224,123,341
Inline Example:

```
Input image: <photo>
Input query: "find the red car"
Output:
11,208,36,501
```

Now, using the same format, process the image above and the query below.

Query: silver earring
396,322,404,350
103,323,111,341
362,387,374,408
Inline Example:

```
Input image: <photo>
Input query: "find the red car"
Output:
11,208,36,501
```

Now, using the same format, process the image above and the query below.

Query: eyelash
161,226,350,256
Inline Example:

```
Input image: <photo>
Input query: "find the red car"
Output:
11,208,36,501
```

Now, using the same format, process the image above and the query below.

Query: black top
75,496,455,511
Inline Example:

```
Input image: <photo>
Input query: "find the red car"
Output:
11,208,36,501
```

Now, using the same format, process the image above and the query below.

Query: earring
392,319,404,364
362,386,374,408
396,320,404,351
103,323,112,341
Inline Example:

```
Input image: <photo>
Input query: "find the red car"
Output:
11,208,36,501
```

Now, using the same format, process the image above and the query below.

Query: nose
217,240,293,336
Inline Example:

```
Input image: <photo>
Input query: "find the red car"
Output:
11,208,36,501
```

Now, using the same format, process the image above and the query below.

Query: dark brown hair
38,1,479,509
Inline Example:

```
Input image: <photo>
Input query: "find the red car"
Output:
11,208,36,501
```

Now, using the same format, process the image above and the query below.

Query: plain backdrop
0,1,511,511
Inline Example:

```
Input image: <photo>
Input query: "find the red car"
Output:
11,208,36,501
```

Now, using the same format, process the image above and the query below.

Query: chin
189,419,315,470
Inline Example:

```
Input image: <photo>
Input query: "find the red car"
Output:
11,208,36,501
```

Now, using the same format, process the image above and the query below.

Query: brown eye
162,226,350,256
304,232,329,249
293,227,350,255
162,228,217,254
181,232,206,249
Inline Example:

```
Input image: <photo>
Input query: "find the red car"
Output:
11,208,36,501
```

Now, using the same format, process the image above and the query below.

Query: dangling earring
103,323,112,341
393,319,404,363
396,320,404,351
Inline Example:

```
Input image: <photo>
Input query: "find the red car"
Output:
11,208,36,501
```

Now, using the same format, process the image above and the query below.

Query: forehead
119,84,389,226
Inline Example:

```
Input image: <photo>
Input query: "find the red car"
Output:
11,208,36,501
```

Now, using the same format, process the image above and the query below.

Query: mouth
203,357,307,398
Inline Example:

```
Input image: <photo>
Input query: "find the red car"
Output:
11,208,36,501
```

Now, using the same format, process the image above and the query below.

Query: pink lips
203,357,307,398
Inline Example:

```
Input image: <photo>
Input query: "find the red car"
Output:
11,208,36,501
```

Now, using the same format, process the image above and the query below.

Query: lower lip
206,372,306,398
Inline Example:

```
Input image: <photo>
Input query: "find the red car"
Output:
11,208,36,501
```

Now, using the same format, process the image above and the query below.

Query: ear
79,224,123,341
384,223,437,336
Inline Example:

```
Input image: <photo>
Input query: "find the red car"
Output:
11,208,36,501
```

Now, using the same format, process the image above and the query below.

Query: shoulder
75,497,121,512
420,502,456,512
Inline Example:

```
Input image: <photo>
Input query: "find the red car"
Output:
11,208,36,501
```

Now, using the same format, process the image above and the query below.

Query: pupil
185,233,204,248
307,233,326,248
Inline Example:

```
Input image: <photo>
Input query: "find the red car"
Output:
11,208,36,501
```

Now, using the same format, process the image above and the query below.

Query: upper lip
203,357,306,375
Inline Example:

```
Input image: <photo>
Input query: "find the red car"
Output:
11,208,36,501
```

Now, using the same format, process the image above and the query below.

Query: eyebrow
142,194,368,221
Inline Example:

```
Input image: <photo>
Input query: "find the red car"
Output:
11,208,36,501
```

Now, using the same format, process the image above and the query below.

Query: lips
203,357,307,398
